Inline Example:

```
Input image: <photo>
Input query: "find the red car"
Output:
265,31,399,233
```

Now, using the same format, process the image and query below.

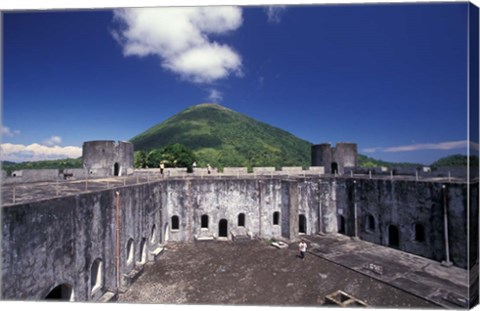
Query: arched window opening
139,238,147,263
331,162,338,174
388,225,400,248
150,225,157,244
45,284,74,301
90,258,103,295
366,214,375,232
201,215,209,229
299,214,307,234
171,215,179,230
114,163,120,176
338,215,346,234
273,212,280,225
238,213,245,227
219,219,228,237
127,238,134,265
414,224,425,242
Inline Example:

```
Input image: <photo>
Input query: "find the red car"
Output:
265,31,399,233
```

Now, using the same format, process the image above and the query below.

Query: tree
146,149,163,168
136,144,196,171
160,144,196,171
134,151,148,168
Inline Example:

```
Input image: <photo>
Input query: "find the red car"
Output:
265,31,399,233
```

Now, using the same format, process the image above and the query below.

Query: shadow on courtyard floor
307,234,468,308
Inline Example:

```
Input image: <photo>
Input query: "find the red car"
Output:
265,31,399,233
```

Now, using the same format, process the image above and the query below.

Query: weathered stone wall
281,167,304,174
329,178,469,268
253,167,276,175
305,166,325,175
1,176,470,302
318,179,342,234
82,141,133,177
261,180,284,238
332,143,357,174
62,168,87,180
2,196,78,300
311,144,332,171
1,182,163,301
164,179,318,242
221,167,248,176
2,168,89,184
3,169,60,184
297,179,321,236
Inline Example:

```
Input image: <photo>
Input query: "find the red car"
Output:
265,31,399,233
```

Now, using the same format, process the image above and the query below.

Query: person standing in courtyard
298,239,307,260
160,162,165,176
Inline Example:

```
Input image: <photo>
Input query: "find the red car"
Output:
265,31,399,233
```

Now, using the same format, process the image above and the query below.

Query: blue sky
1,2,475,164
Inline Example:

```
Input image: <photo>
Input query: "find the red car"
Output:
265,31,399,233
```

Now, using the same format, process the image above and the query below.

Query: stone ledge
271,241,288,249
151,247,164,260
120,264,145,292
97,290,117,303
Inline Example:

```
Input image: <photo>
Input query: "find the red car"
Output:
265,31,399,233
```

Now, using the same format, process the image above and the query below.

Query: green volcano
130,103,312,168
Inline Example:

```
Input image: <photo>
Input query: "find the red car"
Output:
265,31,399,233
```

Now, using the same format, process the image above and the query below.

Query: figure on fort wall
160,162,165,175
298,239,307,260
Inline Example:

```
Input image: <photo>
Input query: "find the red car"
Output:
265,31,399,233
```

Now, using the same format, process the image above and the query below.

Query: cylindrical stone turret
334,143,357,173
82,140,134,177
311,142,357,175
311,143,332,168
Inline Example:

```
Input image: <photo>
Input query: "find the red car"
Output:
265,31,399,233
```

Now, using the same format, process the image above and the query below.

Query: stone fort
1,140,478,304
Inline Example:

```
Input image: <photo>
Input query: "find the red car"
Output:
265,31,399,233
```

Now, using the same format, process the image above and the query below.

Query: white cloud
265,6,286,24
362,147,382,153
1,126,21,137
0,143,82,162
112,7,243,84
42,136,62,147
362,140,469,153
165,43,242,83
206,89,223,103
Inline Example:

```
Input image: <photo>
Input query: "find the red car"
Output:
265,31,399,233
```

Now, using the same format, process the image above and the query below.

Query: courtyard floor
116,234,464,308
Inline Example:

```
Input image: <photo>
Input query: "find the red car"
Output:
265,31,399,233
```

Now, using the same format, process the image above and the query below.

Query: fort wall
1,183,163,301
4,169,61,184
1,177,474,301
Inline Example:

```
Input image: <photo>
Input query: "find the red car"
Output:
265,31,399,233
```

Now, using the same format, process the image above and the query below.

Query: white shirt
299,242,307,252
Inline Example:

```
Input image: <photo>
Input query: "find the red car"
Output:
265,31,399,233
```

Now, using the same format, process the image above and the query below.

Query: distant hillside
2,151,476,174
431,154,479,169
1,158,82,173
130,103,312,168
357,154,422,169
